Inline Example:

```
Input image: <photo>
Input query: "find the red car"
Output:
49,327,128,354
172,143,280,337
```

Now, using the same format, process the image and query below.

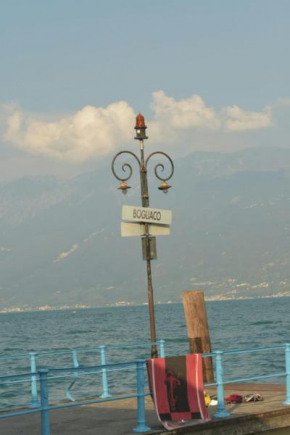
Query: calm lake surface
0,297,289,408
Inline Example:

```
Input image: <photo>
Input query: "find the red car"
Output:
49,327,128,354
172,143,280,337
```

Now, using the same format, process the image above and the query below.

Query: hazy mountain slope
1,147,290,309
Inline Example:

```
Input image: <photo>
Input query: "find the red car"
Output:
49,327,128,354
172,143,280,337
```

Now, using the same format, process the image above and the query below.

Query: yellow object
204,391,211,407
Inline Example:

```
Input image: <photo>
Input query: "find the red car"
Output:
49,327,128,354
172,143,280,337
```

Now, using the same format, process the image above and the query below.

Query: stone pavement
1,384,290,435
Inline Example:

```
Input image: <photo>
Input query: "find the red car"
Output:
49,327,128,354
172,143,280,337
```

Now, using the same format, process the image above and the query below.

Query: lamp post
111,114,174,358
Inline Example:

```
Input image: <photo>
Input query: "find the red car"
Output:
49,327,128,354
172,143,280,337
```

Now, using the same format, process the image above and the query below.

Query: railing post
158,340,165,358
133,360,151,433
284,343,290,405
29,352,40,408
100,346,111,398
39,369,50,435
72,349,79,369
213,351,230,418
66,349,79,401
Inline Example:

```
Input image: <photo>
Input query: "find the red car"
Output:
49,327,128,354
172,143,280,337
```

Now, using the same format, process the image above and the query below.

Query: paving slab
1,384,290,435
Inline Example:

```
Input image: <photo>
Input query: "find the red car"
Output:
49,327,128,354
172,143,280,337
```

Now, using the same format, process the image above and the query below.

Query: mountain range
1,146,290,309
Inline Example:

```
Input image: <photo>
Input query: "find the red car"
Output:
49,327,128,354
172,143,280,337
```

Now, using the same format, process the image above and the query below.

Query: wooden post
182,290,214,383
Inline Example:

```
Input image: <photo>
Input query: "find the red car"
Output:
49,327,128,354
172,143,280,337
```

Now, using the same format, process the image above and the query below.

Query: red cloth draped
147,354,210,431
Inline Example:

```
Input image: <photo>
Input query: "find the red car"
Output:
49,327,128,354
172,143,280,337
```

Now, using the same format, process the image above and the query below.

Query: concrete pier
1,384,290,435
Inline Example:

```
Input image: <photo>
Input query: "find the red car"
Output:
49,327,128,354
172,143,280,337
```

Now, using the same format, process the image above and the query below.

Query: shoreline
1,293,290,314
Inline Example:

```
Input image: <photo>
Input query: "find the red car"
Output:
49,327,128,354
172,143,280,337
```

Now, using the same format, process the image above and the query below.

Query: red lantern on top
134,113,148,140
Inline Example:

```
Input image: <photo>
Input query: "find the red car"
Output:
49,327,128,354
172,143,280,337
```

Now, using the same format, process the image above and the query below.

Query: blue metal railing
0,360,151,434
0,339,166,407
0,342,290,433
203,344,287,418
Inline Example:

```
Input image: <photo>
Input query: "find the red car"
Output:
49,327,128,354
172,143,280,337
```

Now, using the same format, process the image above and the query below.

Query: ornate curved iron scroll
145,151,174,182
111,151,141,182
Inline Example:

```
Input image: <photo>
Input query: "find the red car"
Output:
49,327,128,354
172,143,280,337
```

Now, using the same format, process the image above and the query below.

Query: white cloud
223,105,273,132
0,92,276,162
151,91,220,129
3,102,135,162
276,98,290,107
149,91,220,141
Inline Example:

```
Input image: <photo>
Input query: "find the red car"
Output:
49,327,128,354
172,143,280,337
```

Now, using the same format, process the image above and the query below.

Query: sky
0,0,290,181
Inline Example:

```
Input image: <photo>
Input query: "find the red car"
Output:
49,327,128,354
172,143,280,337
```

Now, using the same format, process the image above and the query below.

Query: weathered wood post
182,290,214,383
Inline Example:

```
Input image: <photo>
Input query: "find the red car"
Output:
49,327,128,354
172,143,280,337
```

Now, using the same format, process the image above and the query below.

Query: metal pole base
28,401,40,408
100,393,112,399
214,409,231,418
133,424,151,433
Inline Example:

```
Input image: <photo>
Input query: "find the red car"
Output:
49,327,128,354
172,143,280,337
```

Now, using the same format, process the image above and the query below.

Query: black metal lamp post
111,113,174,358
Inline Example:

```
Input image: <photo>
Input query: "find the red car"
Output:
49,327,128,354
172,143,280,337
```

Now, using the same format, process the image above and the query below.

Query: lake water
0,297,289,409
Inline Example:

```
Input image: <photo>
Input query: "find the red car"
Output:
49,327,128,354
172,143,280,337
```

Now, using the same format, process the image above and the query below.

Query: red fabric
147,355,170,415
225,394,242,404
147,354,210,431
186,353,207,416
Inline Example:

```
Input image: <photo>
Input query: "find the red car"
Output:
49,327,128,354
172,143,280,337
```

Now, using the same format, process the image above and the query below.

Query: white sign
122,205,172,225
121,222,171,237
